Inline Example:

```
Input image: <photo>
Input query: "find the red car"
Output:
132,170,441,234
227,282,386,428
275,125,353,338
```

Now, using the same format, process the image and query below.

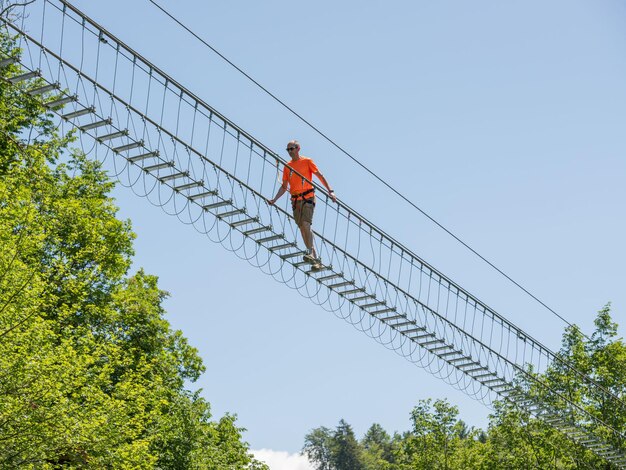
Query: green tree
332,419,365,470
401,399,461,469
0,36,266,469
303,420,366,470
302,426,334,470
484,304,626,469
361,423,394,469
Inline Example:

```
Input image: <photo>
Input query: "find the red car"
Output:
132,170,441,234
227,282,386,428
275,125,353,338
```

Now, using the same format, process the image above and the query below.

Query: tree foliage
0,36,266,469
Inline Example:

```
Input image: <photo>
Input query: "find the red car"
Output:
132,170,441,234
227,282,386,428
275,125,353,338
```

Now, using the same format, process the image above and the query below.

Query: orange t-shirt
283,157,319,198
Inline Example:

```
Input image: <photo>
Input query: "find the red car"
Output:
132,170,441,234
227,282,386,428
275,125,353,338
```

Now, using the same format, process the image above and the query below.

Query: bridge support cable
1,1,625,466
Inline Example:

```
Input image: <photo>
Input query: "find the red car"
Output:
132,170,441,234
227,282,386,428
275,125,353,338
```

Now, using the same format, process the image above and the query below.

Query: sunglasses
286,147,297,151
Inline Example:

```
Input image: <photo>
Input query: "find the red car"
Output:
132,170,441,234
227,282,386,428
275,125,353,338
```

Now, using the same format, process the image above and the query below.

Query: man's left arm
313,171,337,203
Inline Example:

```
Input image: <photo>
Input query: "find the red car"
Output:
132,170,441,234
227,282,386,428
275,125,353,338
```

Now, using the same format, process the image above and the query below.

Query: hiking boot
310,262,324,272
303,253,317,264
311,258,324,273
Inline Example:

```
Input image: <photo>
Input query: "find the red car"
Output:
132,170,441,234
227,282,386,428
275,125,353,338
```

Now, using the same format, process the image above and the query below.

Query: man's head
286,140,300,159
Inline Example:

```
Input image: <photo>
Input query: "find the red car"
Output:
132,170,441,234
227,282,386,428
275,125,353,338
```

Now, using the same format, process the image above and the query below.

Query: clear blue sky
64,0,626,455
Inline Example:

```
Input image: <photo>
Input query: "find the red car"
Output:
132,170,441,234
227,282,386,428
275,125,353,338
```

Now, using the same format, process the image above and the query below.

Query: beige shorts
292,198,315,226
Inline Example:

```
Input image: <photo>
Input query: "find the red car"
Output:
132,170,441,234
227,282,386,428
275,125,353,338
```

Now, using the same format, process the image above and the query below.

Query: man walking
268,140,336,271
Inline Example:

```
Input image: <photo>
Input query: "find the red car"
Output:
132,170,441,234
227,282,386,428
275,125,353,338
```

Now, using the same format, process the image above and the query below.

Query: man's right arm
269,182,288,205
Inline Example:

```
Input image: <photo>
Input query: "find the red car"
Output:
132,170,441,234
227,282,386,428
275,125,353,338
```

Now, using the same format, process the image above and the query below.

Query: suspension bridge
1,0,625,466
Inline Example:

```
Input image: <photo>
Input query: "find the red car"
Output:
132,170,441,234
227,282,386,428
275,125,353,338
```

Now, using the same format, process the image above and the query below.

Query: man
268,140,337,271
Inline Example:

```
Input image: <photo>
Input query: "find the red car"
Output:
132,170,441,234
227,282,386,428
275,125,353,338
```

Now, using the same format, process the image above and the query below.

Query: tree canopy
0,33,267,469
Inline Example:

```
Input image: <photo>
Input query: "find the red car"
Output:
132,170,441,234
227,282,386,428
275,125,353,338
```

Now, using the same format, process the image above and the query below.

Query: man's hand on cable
328,189,337,203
